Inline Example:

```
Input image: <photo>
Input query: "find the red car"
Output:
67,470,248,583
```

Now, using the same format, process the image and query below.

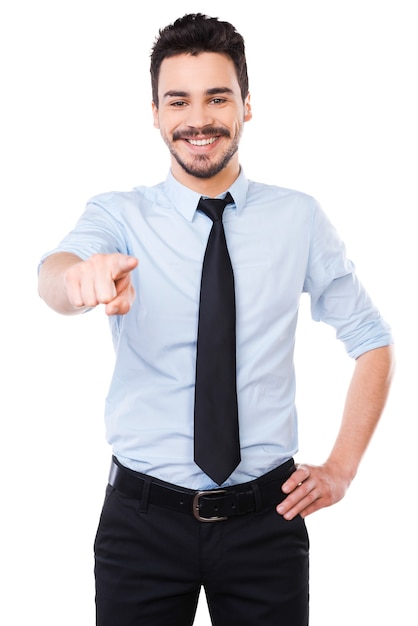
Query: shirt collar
163,168,249,221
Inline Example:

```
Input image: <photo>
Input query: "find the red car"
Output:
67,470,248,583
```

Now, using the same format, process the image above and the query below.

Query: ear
152,101,160,129
244,93,252,122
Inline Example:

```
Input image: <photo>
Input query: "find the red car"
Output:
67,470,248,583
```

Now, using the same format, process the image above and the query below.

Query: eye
211,98,227,105
169,100,188,107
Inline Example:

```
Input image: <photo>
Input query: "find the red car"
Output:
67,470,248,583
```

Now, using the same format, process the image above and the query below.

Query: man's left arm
277,345,395,520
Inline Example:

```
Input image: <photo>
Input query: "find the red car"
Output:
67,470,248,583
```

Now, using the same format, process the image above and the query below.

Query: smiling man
38,13,394,626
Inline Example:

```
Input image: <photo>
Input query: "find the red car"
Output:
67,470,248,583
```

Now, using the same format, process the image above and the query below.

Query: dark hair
150,13,249,107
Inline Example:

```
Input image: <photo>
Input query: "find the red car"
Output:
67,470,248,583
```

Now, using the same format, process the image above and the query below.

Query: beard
166,127,242,179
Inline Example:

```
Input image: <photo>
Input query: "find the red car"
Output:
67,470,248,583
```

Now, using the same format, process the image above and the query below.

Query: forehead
158,52,240,97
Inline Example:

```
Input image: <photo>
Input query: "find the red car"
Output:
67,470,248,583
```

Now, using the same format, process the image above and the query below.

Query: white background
1,1,416,624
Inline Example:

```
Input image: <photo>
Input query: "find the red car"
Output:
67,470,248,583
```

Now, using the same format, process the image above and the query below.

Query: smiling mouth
186,137,218,146
173,127,230,144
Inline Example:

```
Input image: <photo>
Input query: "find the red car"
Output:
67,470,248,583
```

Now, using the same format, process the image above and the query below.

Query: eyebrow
162,87,235,99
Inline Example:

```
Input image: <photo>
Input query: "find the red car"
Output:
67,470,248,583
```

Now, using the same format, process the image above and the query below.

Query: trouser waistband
108,456,295,522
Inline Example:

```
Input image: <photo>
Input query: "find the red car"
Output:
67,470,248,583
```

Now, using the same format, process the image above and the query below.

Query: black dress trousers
94,469,309,626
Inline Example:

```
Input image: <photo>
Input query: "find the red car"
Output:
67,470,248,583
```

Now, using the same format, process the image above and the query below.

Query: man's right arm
38,252,139,316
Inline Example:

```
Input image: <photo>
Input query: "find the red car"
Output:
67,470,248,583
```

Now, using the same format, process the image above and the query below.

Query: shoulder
245,179,320,222
82,183,167,225
248,179,317,204
87,182,164,211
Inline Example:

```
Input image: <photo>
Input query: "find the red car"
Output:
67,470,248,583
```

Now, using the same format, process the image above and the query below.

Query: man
38,13,394,626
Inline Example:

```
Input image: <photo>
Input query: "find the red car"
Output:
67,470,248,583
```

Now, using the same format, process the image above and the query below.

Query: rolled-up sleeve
304,203,393,358
39,194,129,265
310,273,393,358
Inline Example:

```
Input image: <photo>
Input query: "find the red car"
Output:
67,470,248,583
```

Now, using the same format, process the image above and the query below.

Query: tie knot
198,192,234,222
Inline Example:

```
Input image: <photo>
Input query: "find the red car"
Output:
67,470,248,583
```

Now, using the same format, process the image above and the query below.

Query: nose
185,102,214,130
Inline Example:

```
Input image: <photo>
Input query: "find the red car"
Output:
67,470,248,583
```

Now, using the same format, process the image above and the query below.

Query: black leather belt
108,456,295,522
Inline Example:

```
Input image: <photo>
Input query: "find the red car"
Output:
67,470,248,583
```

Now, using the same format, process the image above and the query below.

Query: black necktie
194,192,241,485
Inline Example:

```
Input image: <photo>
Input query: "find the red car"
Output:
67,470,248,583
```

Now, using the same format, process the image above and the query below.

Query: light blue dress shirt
42,169,393,489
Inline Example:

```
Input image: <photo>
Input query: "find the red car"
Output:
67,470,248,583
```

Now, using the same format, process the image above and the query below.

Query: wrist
324,456,357,486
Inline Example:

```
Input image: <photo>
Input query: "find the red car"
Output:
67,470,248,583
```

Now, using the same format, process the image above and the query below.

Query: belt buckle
193,489,228,522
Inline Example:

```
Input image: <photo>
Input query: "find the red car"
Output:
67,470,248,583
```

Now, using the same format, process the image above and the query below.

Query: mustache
172,127,231,141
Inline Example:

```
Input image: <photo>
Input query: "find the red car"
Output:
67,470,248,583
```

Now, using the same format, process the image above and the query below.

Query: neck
170,160,240,198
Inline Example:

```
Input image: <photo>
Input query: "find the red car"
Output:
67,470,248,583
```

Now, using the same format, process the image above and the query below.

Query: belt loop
138,476,152,514
250,480,262,514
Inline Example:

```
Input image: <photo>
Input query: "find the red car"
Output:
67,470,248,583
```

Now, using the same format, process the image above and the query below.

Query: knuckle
306,490,317,504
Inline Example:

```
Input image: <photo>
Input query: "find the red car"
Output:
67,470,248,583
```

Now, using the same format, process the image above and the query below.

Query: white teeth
187,137,217,146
